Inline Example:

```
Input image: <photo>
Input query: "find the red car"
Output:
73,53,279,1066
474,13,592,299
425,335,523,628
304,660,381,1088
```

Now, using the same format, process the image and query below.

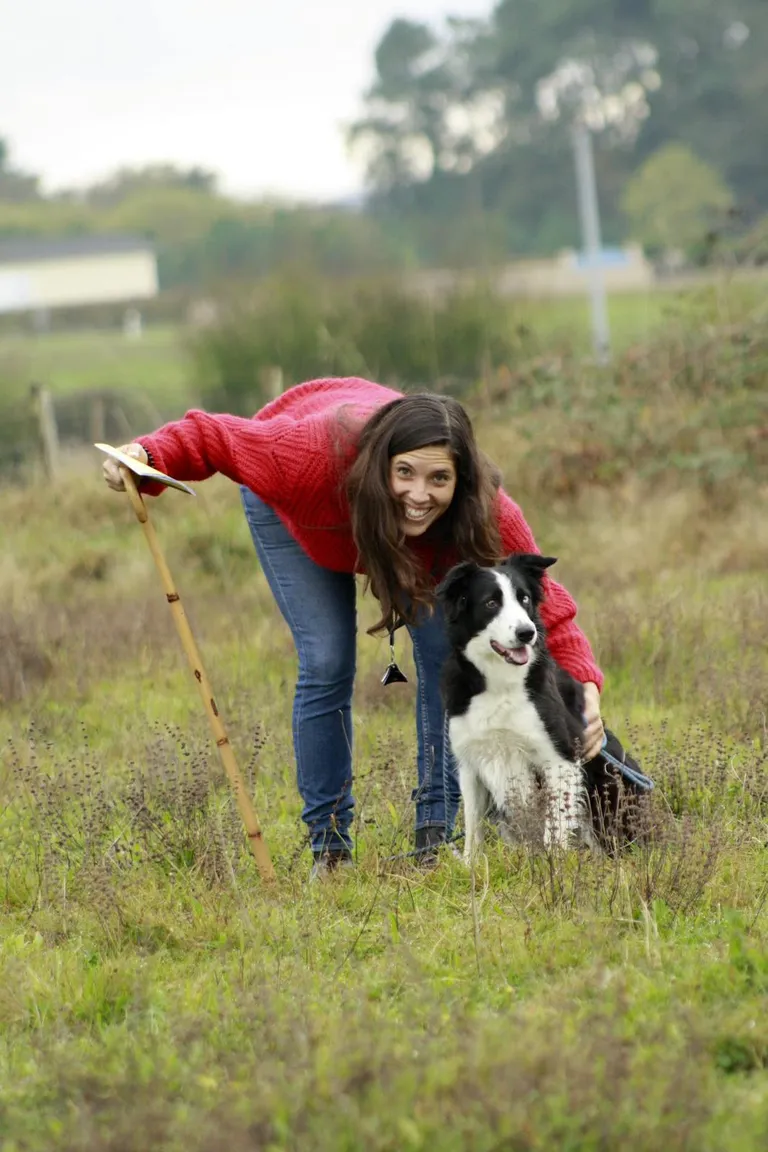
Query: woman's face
389,445,457,537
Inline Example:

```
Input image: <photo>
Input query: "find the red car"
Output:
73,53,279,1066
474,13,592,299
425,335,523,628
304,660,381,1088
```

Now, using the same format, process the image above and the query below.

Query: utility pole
572,120,611,364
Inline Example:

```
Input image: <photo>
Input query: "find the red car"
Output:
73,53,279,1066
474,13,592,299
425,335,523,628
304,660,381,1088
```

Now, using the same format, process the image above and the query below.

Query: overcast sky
3,0,492,202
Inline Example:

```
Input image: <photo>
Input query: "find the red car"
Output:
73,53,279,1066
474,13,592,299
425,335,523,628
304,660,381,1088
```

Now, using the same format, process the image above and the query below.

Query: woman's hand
102,443,148,492
581,681,605,761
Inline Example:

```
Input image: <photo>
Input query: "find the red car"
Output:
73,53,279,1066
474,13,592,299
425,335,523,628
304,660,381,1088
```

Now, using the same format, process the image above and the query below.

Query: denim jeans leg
407,604,462,837
240,486,357,854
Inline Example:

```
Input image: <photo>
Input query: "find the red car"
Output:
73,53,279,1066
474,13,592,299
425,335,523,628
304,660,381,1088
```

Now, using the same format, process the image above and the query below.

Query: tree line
1,0,766,290
349,1,767,257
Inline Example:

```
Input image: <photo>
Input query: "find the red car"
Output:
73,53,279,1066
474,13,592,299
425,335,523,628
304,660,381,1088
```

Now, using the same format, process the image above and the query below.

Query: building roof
0,234,154,265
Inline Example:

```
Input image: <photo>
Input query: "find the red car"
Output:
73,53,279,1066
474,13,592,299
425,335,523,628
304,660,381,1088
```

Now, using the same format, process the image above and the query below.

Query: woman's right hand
102,443,149,491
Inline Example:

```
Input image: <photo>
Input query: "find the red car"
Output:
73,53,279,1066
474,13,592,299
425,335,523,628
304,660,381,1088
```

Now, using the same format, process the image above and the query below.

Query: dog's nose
515,625,535,645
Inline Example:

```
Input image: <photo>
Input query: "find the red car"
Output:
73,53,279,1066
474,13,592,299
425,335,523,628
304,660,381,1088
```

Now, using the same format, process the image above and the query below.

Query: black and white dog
438,553,601,863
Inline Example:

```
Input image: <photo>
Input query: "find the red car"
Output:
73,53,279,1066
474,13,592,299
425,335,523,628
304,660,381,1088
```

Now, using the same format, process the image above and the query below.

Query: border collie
438,554,593,863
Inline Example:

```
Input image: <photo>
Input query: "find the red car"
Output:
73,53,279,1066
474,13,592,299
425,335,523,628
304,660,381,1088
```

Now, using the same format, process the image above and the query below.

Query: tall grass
1,304,767,1148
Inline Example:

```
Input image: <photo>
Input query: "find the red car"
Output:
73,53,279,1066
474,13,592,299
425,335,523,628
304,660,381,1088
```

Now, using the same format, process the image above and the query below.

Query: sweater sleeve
135,409,333,512
495,489,604,691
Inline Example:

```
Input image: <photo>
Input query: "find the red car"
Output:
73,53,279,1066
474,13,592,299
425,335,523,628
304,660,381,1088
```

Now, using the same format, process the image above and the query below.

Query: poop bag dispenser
381,627,408,685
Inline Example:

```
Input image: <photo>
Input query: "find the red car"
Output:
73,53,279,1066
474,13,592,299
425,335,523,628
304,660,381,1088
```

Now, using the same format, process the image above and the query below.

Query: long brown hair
344,393,502,636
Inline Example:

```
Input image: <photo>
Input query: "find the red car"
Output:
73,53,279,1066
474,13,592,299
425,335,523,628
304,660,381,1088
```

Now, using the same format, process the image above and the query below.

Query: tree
349,3,668,255
0,136,40,203
84,164,218,208
634,2,768,207
348,18,500,191
349,0,768,258
621,143,733,255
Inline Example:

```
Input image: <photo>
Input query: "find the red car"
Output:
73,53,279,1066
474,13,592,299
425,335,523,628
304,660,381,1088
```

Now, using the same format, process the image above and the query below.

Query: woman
103,376,605,876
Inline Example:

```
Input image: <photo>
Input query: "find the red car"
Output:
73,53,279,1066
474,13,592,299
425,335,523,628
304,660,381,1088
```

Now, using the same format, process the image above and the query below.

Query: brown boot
414,825,446,868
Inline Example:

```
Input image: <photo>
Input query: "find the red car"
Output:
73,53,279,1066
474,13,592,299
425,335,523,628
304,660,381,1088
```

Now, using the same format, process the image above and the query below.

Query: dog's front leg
461,767,488,866
543,761,587,850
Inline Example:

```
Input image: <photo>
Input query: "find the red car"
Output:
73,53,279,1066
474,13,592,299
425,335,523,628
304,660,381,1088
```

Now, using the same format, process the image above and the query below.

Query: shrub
0,376,40,480
189,273,528,414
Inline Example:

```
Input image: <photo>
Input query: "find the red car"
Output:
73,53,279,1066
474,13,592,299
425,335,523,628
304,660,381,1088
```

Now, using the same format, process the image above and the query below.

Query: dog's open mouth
490,640,529,666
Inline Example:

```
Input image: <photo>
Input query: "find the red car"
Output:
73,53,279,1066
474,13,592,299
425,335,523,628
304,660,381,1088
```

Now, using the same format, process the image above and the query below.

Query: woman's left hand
581,682,606,761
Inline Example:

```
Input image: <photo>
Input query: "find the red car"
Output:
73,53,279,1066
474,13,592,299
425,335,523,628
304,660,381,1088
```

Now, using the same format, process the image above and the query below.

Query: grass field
0,325,192,415
0,274,766,419
1,289,768,1148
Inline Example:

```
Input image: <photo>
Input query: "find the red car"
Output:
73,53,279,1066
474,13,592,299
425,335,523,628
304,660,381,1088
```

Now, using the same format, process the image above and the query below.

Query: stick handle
121,469,275,881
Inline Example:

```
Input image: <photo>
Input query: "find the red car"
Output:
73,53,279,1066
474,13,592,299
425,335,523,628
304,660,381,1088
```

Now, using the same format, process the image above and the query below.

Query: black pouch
381,626,408,686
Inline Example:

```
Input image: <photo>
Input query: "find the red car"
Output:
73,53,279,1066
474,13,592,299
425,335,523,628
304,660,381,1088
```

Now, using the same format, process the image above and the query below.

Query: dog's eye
485,597,499,609
520,594,530,607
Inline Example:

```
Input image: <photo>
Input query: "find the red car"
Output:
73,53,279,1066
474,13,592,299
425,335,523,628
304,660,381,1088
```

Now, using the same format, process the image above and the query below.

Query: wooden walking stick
95,443,275,882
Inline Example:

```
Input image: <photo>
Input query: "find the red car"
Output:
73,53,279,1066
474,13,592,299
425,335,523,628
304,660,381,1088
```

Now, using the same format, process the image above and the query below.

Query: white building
0,234,158,315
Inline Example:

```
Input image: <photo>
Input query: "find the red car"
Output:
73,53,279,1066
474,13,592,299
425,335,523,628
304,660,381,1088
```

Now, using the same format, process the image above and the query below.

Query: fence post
30,383,60,480
90,395,106,445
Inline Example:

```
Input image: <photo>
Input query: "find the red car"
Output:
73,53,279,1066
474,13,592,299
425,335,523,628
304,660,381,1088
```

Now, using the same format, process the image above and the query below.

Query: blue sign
572,247,631,270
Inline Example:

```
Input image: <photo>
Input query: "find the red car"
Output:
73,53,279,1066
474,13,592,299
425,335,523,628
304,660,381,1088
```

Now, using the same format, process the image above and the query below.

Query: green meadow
1,283,767,1149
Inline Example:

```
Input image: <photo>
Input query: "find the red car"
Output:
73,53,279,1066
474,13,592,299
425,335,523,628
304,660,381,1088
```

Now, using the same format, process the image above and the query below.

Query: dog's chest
449,682,562,785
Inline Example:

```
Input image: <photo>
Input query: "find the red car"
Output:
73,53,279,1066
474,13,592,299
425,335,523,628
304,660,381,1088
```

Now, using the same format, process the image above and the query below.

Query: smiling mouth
490,640,529,666
404,506,432,522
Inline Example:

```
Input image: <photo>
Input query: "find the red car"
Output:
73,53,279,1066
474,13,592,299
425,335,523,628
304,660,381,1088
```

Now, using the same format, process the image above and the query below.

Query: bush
189,274,529,414
0,377,40,480
49,387,166,445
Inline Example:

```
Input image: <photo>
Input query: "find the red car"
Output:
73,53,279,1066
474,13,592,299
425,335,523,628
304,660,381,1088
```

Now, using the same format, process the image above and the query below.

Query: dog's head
437,553,556,673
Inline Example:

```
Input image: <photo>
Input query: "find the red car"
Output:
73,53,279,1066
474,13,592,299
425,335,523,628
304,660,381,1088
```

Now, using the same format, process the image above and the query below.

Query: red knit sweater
138,377,603,689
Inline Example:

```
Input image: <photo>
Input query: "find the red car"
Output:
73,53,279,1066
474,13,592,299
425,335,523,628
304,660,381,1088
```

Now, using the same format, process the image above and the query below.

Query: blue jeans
240,487,461,854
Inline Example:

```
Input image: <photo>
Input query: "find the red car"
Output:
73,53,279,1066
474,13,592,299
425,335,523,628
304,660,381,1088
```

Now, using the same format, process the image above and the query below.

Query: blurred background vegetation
1,0,767,485
2,0,768,290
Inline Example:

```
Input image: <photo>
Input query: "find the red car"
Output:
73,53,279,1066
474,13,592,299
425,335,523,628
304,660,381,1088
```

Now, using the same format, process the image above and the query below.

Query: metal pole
572,121,611,364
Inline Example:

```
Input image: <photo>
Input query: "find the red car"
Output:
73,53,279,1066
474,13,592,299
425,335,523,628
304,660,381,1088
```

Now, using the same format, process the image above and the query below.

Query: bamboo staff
100,447,275,882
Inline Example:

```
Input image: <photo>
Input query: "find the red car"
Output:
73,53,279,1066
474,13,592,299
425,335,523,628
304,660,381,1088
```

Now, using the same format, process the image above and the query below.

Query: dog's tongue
491,640,529,666
506,646,529,666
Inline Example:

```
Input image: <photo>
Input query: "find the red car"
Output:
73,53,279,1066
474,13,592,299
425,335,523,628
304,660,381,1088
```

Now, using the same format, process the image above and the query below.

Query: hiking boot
413,825,446,868
310,848,354,882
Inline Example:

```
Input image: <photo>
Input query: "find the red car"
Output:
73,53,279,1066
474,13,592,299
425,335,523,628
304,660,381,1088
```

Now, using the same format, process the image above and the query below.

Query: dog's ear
436,560,478,622
504,553,557,580
502,553,556,603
